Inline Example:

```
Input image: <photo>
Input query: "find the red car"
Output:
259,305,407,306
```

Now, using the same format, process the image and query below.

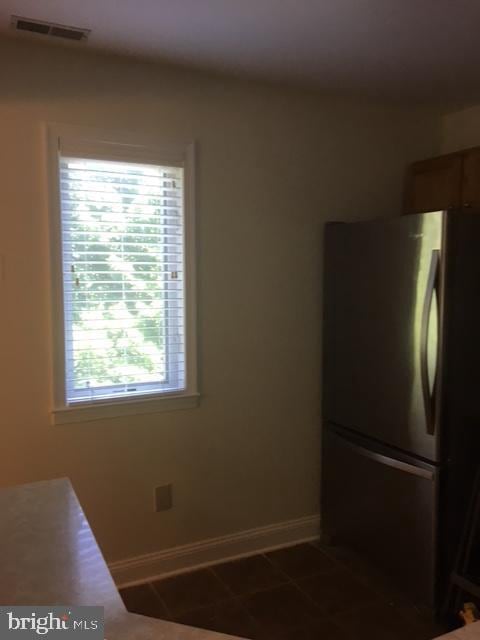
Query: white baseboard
109,513,320,588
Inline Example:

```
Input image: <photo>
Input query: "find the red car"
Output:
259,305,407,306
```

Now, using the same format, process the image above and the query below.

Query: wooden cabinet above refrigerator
404,147,480,214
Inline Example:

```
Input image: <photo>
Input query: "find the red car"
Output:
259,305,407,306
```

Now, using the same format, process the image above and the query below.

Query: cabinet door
405,154,463,214
461,148,480,209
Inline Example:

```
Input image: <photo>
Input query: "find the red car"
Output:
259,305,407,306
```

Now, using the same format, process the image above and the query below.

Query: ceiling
2,0,480,103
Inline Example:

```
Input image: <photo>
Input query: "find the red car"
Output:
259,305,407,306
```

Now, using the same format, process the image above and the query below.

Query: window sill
51,392,200,425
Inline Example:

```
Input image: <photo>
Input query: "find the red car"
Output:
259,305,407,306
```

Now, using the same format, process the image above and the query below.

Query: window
48,125,198,424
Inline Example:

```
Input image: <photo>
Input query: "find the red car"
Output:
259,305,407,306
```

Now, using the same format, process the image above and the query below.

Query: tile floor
119,541,448,639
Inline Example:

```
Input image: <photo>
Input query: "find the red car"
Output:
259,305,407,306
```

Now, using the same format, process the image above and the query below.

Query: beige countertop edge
0,477,244,640
434,622,480,639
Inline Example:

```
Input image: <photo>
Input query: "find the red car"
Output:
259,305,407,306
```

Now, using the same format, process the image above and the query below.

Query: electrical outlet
154,484,173,512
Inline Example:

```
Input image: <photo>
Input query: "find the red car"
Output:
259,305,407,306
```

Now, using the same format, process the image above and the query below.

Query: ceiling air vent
11,16,90,41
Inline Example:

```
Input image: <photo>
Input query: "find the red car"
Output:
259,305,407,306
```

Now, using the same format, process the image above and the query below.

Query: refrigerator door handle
329,426,435,480
420,249,440,436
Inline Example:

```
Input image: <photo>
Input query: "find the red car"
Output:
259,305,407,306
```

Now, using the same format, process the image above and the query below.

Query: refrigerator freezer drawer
322,425,438,607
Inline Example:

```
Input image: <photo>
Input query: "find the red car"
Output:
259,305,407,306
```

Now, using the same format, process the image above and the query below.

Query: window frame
47,124,198,424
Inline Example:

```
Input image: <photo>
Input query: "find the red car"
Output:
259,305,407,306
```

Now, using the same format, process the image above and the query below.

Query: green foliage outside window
62,160,181,391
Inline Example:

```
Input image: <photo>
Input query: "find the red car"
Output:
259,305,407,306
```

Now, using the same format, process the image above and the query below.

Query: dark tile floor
119,542,447,639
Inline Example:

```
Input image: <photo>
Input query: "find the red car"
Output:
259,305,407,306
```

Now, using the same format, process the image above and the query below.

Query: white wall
441,103,480,153
0,37,441,564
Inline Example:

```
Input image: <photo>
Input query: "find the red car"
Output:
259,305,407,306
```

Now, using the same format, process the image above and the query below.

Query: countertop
435,625,480,639
0,476,479,639
0,477,244,639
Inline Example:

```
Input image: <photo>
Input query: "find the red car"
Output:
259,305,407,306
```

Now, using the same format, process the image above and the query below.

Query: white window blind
59,155,186,404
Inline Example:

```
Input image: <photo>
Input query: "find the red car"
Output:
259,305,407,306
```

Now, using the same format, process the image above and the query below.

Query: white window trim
46,123,199,425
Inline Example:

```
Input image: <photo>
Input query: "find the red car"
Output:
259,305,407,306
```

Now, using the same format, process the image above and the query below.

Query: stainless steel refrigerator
322,210,480,610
